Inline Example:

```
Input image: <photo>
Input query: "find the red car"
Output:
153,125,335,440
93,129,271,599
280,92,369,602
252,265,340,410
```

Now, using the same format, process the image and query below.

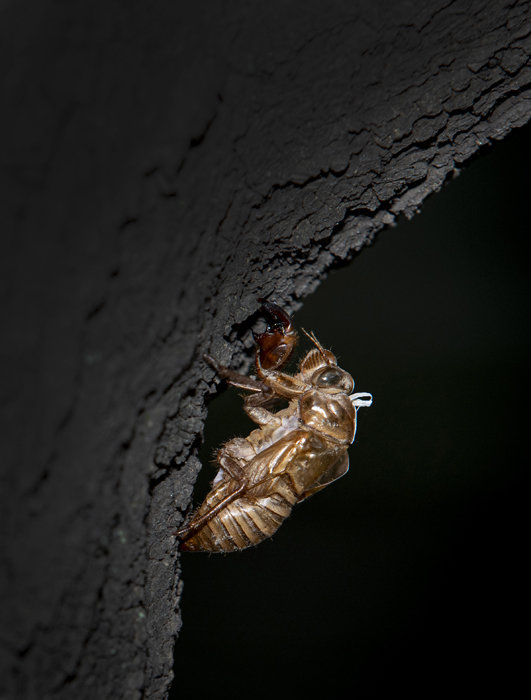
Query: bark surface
1,1,529,698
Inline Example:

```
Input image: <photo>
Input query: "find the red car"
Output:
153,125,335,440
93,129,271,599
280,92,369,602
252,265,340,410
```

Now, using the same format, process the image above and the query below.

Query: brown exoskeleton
175,300,372,553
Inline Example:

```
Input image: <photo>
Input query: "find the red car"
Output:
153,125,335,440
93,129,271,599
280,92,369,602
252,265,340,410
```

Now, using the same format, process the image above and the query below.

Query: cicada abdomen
180,471,298,552
178,427,351,553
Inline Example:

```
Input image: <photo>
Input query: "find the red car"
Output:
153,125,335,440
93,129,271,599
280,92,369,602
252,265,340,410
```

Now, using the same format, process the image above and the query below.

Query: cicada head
298,330,354,394
298,347,335,377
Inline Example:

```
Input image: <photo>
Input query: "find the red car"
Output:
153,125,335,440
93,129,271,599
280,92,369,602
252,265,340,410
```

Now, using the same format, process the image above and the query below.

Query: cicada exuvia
175,300,372,552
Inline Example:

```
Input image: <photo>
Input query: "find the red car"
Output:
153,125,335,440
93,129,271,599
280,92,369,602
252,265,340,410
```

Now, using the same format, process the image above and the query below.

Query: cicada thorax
268,429,348,497
299,390,357,445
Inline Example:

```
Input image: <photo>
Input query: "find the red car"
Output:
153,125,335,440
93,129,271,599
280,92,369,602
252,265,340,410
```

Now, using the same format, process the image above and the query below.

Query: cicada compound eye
312,367,354,393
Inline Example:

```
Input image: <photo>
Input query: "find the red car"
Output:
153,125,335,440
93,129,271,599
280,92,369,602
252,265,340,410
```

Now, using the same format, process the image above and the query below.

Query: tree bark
1,1,529,698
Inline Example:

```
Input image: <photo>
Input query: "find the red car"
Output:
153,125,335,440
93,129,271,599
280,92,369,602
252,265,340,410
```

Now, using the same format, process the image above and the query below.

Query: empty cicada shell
175,300,372,552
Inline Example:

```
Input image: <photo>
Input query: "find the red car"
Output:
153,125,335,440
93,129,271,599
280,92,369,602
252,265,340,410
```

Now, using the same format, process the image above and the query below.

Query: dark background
173,124,530,698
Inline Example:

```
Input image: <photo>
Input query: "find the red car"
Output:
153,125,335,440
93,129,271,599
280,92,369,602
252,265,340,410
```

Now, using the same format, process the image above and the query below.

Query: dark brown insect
175,301,372,553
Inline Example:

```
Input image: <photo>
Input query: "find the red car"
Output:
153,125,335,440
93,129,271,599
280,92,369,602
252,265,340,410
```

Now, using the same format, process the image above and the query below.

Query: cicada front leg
204,353,267,394
254,299,298,371
204,352,280,409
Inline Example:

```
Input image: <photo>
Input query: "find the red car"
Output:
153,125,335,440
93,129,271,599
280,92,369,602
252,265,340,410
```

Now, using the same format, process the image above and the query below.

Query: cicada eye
314,368,342,386
313,367,354,393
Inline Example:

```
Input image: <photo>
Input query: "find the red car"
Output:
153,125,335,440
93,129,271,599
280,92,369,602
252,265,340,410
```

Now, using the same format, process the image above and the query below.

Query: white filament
350,392,373,409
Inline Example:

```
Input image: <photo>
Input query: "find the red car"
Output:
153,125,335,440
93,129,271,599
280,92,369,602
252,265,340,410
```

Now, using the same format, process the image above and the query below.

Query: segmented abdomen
181,477,298,552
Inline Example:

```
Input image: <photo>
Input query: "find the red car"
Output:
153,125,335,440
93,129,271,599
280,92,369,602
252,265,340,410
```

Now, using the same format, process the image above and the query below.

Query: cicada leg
204,353,277,407
204,353,266,392
254,299,298,371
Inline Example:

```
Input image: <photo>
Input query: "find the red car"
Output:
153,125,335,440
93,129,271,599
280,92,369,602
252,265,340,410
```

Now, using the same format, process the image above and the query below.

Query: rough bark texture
1,1,529,698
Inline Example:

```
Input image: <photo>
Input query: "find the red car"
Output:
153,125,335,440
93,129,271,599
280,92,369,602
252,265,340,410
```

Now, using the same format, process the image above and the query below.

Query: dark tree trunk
1,1,529,698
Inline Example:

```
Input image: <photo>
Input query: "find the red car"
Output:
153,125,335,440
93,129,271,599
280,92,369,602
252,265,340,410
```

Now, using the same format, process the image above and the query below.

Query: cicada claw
254,298,298,371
